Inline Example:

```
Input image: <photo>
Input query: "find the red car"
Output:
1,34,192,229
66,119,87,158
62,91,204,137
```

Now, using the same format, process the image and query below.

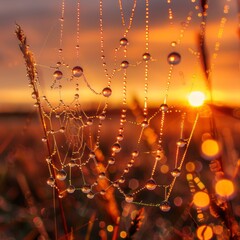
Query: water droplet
160,201,171,212
132,151,139,157
74,93,79,99
108,157,115,165
87,191,95,199
99,113,106,120
72,66,83,77
69,160,77,167
31,92,37,99
113,181,119,187
53,70,63,80
125,194,134,203
176,139,187,147
127,162,133,168
167,52,181,65
171,168,181,177
141,120,149,128
117,134,124,141
145,179,157,190
89,151,96,158
118,176,125,184
111,143,121,153
81,185,91,194
46,177,55,187
100,190,106,195
120,37,128,46
42,137,47,142
67,185,75,193
99,172,106,179
102,87,112,97
86,119,93,126
56,169,67,181
121,60,129,69
34,102,39,108
124,168,129,173
59,127,65,133
160,104,168,112
171,41,177,47
58,193,64,198
142,52,151,61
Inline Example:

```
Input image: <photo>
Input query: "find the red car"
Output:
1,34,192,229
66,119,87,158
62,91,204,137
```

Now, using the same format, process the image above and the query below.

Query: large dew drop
102,87,112,97
53,70,63,80
145,178,157,190
56,169,67,181
111,143,121,153
167,52,181,65
120,37,128,46
72,66,83,77
160,201,171,212
125,194,134,203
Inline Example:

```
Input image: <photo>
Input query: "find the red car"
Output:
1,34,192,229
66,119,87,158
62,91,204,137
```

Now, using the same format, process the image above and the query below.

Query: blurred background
0,0,239,239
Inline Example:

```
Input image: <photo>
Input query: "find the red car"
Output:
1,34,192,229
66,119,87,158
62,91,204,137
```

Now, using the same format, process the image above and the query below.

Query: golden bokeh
215,179,234,198
193,191,210,208
188,91,205,107
197,225,213,240
201,139,220,159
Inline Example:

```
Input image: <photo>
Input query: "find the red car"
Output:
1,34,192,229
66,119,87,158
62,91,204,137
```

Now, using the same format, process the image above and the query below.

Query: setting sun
188,91,205,107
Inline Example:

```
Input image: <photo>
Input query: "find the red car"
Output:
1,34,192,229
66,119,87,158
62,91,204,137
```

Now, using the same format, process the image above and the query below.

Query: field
0,105,239,240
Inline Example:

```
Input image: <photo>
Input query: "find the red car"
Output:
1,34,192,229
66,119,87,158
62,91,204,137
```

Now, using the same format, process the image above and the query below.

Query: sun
188,91,205,107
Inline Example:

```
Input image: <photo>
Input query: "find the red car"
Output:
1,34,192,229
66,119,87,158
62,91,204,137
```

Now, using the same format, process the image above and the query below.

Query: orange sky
0,0,239,112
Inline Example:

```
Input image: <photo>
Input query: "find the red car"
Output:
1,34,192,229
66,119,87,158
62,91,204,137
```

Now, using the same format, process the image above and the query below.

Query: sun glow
188,91,205,107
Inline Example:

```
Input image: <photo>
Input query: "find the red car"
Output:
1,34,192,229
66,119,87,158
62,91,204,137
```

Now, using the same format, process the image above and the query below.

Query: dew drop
171,168,181,177
113,181,119,188
81,185,91,194
56,169,67,181
108,157,115,165
69,160,77,167
131,151,139,157
46,177,55,187
111,143,121,153
99,172,106,179
102,87,112,97
176,139,187,147
89,151,96,158
160,104,169,112
99,113,106,120
72,66,83,77
142,52,151,61
171,41,177,47
58,193,64,198
167,52,181,65
160,201,171,212
120,37,128,46
145,178,157,190
53,70,63,80
141,120,149,128
87,191,95,199
67,185,76,193
125,194,134,203
121,60,129,69
100,190,106,195
117,134,124,141
118,176,125,184
86,119,93,126
31,92,37,99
